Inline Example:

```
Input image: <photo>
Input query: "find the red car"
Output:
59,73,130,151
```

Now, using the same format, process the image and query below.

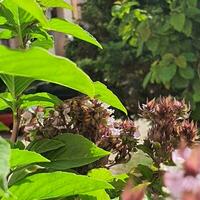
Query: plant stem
10,99,21,143
17,25,25,49
10,112,20,143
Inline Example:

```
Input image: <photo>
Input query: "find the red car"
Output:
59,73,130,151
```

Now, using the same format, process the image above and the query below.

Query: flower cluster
164,145,200,200
20,96,139,164
140,96,198,164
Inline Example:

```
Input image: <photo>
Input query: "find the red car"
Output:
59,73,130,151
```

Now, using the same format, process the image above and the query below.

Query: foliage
112,0,200,120
0,0,127,142
0,0,128,199
0,0,200,199
0,136,113,200
66,0,172,115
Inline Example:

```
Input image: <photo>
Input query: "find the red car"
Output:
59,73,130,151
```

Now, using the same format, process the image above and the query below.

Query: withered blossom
140,96,198,164
21,96,138,164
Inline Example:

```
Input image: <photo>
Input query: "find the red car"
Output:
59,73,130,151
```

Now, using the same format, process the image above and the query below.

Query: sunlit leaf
0,45,95,97
45,18,102,48
3,172,113,200
38,0,72,9
94,81,127,115
0,137,10,193
10,149,49,170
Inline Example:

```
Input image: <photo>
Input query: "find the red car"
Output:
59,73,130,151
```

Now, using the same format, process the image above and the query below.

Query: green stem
17,24,25,49
17,7,25,49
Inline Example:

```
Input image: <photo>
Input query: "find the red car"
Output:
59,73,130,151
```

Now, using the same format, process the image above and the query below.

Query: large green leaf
45,18,102,48
0,45,95,97
10,149,49,170
38,0,72,9
27,138,65,154
19,92,62,109
0,137,10,193
42,133,110,170
3,172,113,200
94,81,127,115
0,75,33,98
10,0,48,26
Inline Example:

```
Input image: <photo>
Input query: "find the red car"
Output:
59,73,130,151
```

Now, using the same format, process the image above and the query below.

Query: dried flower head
140,96,198,164
21,96,138,164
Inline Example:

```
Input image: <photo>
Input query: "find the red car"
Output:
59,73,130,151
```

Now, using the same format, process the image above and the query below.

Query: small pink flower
164,169,185,198
172,147,192,166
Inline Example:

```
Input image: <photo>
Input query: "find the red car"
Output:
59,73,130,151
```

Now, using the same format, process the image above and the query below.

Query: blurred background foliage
66,0,200,120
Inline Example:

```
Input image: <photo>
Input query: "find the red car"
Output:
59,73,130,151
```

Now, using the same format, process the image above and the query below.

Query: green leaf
193,90,200,102
0,29,12,39
0,92,13,110
31,36,54,49
88,168,114,182
0,74,33,98
0,98,10,111
186,7,200,18
38,0,72,9
10,0,48,26
42,133,110,170
3,172,113,200
175,55,187,68
137,21,151,42
143,72,152,88
172,74,189,89
0,45,95,97
88,168,128,183
0,16,7,25
187,0,197,7
80,190,110,200
8,165,40,187
179,67,194,80
0,123,9,132
28,27,54,49
19,92,62,109
26,138,65,154
10,149,49,170
146,38,159,55
182,19,192,37
0,137,10,192
182,52,197,62
170,13,185,32
94,81,127,115
45,18,102,49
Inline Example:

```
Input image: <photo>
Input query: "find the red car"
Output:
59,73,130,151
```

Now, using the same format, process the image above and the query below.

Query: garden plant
0,0,200,200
